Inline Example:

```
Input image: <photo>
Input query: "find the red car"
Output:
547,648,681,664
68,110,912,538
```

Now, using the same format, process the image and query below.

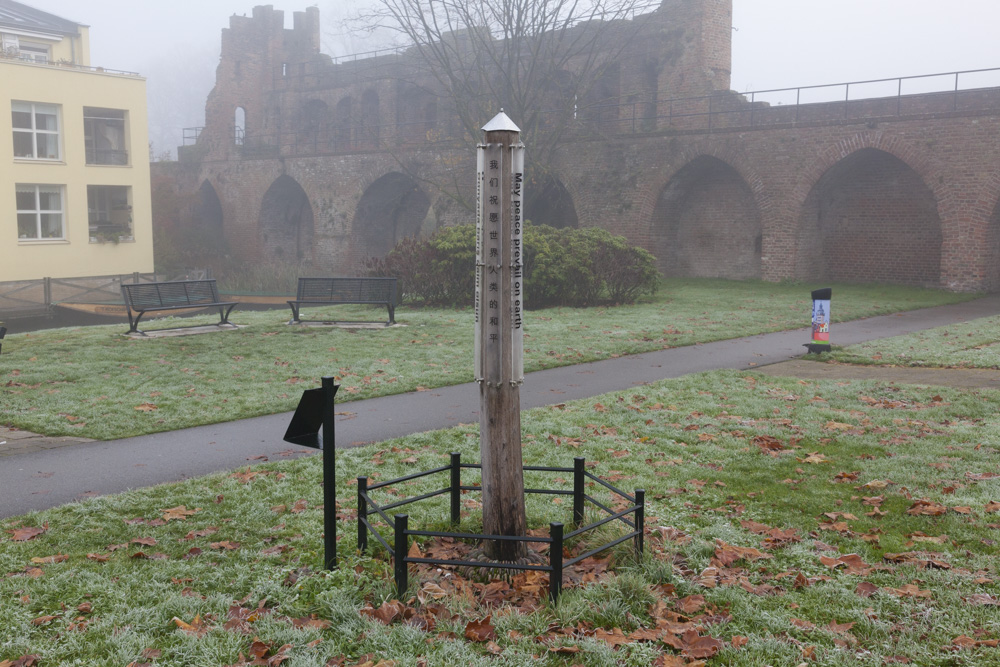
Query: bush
365,223,658,308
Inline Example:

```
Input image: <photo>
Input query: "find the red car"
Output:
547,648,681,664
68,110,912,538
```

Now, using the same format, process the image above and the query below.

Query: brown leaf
131,537,157,546
855,581,878,598
416,582,448,604
30,554,68,564
8,524,47,542
464,615,496,642
906,499,947,516
677,594,705,615
713,539,772,567
172,614,212,636
886,584,932,599
681,630,724,659
548,645,582,654
360,600,406,625
161,506,200,521
827,620,855,634
592,627,631,647
210,540,241,550
31,615,57,626
134,403,158,412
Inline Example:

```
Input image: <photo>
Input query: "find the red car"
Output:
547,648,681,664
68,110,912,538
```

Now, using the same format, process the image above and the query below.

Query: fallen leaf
464,615,496,642
8,524,47,542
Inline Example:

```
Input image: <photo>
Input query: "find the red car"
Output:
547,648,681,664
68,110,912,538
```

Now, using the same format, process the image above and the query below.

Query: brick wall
155,1,1000,292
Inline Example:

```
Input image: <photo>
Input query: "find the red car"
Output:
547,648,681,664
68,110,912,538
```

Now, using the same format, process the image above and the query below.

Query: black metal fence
357,452,645,602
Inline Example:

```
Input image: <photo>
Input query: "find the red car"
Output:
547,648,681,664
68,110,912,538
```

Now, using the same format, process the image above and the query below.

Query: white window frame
17,40,49,62
12,101,61,160
87,185,133,242
16,184,65,241
83,107,129,165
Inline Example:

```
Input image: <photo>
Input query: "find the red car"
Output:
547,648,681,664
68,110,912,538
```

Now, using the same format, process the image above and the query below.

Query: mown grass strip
0,280,973,440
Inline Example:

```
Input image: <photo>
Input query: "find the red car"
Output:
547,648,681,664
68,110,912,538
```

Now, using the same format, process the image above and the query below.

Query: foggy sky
19,0,1000,156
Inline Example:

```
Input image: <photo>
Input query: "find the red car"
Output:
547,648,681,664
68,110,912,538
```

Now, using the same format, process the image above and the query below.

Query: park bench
120,279,238,334
287,277,397,326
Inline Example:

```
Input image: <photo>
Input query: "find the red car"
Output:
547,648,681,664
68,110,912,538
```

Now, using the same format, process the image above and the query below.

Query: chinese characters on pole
475,117,525,385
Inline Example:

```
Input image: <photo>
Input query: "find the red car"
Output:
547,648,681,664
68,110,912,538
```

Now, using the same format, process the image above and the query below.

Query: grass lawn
0,280,974,441
829,314,1000,369
4,368,1000,665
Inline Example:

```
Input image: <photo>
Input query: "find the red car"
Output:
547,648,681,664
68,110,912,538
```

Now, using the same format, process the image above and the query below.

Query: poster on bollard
811,287,832,349
510,144,524,383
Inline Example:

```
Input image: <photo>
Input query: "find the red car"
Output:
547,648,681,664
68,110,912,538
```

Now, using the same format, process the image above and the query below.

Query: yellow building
0,0,153,282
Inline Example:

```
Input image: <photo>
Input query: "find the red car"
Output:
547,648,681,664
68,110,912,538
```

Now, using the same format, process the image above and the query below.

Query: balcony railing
86,148,128,166
0,51,140,77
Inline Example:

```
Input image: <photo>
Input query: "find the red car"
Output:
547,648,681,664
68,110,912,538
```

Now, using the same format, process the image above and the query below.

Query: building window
1,34,49,62
12,102,60,160
88,185,132,242
16,185,64,240
17,41,50,62
84,108,128,165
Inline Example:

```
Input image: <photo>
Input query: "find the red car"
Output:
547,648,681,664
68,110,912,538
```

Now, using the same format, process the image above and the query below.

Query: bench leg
128,310,146,335
219,303,238,327
387,304,395,326
288,303,301,324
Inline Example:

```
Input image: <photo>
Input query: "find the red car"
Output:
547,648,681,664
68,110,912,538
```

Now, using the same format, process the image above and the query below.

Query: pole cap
482,110,520,133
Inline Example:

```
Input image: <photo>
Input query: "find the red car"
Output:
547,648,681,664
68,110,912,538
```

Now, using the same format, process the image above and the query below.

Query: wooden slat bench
287,277,397,325
120,279,238,334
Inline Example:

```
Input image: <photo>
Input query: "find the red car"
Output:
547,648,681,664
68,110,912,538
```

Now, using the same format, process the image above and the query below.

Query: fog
20,0,1000,157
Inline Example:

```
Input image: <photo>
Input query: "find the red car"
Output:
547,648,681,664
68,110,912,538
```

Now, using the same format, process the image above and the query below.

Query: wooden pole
477,112,527,562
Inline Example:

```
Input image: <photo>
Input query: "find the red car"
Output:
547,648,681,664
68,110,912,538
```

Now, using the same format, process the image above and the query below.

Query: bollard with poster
805,288,832,354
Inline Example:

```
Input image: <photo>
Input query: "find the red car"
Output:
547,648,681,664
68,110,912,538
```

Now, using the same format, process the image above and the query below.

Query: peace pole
475,111,527,561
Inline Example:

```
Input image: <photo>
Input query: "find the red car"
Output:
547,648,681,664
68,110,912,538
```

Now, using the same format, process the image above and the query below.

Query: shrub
365,223,658,308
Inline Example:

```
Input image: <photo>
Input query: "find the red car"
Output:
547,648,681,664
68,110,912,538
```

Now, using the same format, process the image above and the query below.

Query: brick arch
258,174,315,264
527,172,580,229
636,142,767,232
351,171,430,262
794,146,942,286
794,130,947,208
638,144,767,278
983,170,1000,291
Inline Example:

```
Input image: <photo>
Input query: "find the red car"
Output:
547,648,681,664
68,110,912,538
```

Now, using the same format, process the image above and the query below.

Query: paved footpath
3,295,1000,519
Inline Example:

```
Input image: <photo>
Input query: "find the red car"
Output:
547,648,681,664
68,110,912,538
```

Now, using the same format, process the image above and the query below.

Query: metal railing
358,453,644,602
0,52,141,77
179,66,1000,158
86,148,128,165
0,273,160,318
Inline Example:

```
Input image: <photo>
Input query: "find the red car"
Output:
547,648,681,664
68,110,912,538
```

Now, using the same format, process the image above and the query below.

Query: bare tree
351,0,652,562
355,0,654,208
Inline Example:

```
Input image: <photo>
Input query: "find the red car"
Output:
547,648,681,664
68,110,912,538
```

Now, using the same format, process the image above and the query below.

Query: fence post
394,514,409,596
549,522,563,603
43,277,51,309
450,452,462,526
573,457,585,527
634,489,645,560
357,476,368,553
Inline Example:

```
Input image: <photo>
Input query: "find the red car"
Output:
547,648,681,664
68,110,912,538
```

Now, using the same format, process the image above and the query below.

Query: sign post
475,111,527,561
283,376,340,569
